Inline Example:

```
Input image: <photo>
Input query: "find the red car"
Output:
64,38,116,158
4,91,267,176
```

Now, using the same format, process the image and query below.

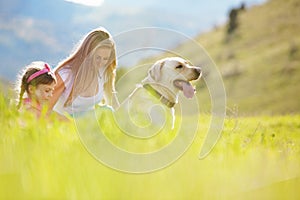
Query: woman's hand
48,72,65,112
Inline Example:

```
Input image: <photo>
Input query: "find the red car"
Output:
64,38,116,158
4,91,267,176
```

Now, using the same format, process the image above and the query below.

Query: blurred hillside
128,0,300,116
198,0,300,115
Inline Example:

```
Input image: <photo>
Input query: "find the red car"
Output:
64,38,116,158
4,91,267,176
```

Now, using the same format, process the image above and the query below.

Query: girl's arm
48,72,65,111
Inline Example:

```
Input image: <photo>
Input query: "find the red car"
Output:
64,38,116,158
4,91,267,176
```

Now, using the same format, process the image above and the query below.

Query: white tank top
53,68,104,116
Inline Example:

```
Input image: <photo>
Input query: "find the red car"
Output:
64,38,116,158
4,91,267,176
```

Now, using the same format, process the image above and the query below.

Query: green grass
1,91,300,199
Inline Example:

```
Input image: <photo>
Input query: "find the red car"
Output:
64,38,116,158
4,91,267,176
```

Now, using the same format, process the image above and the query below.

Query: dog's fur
114,57,202,133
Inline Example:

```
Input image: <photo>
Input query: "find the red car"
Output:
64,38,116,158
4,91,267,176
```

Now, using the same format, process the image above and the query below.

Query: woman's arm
48,72,65,111
111,91,120,110
101,91,120,111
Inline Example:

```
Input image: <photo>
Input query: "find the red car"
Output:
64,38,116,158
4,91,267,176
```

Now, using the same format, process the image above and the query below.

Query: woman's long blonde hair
55,27,117,106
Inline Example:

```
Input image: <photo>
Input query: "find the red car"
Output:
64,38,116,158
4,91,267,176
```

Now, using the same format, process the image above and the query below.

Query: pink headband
27,63,53,83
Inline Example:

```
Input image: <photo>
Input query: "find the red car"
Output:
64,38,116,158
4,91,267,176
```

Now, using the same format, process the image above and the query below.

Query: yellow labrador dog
114,57,202,133
141,56,202,106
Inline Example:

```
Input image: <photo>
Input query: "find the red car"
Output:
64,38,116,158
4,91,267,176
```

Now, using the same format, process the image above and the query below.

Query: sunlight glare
65,0,104,7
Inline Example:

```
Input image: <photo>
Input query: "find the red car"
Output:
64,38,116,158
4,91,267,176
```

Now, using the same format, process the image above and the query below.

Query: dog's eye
176,65,183,69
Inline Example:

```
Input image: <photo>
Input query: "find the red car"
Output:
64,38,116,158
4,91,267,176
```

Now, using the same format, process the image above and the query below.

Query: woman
49,27,119,117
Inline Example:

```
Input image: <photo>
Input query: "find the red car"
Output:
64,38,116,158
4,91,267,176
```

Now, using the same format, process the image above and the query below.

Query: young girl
16,61,57,117
48,27,119,117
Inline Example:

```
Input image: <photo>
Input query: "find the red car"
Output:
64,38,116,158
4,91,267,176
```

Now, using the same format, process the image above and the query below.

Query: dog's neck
141,78,178,108
143,84,176,108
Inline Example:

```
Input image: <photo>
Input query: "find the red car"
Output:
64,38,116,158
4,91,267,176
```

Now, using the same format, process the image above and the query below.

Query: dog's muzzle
194,67,202,79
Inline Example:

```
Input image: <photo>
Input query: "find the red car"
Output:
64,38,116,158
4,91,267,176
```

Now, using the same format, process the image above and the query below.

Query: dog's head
148,57,202,98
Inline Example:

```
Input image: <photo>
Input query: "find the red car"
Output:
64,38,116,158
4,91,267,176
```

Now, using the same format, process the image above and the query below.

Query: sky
0,0,266,81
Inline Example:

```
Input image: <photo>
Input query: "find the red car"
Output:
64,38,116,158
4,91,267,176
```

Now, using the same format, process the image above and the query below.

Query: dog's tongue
182,81,195,98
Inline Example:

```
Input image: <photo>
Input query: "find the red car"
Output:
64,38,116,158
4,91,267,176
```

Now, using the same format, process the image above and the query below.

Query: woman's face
94,47,112,70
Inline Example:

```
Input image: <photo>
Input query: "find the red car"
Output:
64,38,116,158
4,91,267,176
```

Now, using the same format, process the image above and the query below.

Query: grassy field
1,92,299,199
1,0,300,199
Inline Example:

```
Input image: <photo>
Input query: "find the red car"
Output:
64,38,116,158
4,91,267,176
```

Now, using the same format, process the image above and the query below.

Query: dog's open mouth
173,79,195,98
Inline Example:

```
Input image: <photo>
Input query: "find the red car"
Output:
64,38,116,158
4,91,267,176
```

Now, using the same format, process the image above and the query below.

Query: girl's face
94,47,112,70
29,82,56,105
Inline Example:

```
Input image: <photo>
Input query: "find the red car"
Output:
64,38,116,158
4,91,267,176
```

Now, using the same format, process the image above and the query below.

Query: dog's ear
148,61,164,81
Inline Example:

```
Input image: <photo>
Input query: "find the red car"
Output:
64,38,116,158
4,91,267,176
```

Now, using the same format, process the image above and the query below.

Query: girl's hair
55,27,117,106
16,61,57,109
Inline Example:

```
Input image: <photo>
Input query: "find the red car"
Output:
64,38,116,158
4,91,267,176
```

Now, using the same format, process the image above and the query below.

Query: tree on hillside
227,8,239,34
227,2,246,35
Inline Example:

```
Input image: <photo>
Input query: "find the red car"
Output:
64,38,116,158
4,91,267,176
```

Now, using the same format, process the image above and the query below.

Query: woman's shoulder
56,66,73,82
57,66,71,76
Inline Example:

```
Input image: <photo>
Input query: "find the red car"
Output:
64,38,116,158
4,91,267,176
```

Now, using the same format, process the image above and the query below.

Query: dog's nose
195,67,202,77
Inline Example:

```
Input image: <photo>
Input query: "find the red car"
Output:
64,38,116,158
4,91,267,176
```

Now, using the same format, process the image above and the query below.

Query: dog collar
143,84,175,108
